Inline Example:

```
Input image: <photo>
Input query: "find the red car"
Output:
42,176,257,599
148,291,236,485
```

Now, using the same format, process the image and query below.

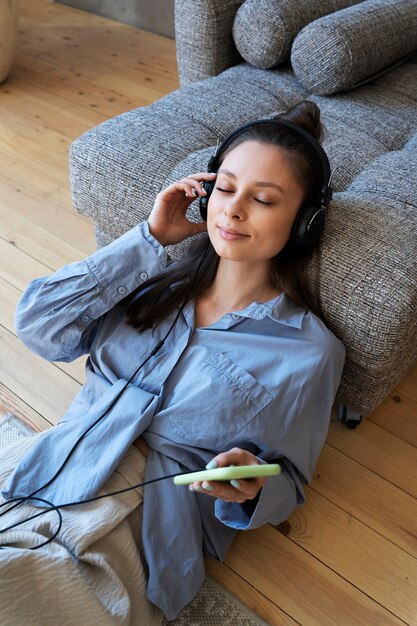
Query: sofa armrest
175,0,245,86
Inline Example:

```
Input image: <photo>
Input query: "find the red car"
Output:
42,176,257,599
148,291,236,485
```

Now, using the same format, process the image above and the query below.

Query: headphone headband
208,118,332,207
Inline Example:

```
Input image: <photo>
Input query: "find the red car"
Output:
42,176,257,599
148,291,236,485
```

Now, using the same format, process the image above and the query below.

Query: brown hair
125,100,325,331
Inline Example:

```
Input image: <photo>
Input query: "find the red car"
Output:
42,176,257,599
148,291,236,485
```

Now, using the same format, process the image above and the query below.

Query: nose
224,194,246,220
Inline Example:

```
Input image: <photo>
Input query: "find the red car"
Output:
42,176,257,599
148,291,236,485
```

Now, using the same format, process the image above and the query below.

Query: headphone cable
0,470,193,550
0,237,211,542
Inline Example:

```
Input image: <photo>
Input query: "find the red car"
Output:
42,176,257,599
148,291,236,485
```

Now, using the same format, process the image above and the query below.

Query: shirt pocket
157,345,273,449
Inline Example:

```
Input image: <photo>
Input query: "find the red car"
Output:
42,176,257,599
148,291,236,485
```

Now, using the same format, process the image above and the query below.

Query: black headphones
199,118,333,253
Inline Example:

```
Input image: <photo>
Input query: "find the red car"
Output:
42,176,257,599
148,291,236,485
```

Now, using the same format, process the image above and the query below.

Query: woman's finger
162,179,202,200
227,477,263,497
189,477,262,502
160,172,216,201
207,447,260,469
179,173,216,195
183,172,217,181
206,481,256,503
178,178,208,197
189,482,247,503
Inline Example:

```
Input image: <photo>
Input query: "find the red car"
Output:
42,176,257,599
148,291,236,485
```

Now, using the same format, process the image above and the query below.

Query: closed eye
215,187,232,193
216,187,273,205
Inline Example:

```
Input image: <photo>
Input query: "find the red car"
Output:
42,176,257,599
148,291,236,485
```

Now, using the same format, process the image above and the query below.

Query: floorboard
0,1,415,623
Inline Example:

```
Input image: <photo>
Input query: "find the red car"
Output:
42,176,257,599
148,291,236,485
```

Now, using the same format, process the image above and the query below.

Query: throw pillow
232,0,361,69
291,0,417,94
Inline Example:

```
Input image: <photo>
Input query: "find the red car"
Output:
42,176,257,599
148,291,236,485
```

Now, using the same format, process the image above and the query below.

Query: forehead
219,140,301,186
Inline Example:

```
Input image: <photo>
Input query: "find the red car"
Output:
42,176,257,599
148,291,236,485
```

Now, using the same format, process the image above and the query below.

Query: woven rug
0,413,267,626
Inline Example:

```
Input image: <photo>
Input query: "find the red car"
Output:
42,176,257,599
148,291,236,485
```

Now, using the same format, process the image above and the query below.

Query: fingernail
202,482,214,491
230,480,240,489
206,460,218,470
189,484,203,492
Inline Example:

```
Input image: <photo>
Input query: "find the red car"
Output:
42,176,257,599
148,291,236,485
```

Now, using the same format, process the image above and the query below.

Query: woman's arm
14,222,168,362
14,171,216,363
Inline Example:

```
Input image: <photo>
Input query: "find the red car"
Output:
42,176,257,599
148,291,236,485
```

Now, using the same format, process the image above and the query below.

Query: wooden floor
1,1,416,624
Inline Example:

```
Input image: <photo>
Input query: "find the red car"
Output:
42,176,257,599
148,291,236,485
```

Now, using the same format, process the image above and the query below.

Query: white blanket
0,433,162,626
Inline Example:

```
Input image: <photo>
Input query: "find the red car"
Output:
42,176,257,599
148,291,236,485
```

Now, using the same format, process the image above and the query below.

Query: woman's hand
147,172,217,247
189,447,266,503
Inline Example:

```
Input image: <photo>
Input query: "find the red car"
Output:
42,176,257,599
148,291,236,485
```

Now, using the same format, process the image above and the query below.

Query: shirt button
81,315,90,322
117,286,127,295
232,314,240,320
140,272,148,281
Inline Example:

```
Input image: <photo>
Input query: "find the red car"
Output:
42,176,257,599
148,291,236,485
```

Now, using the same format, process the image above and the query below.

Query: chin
211,237,246,258
214,245,263,264
210,236,280,264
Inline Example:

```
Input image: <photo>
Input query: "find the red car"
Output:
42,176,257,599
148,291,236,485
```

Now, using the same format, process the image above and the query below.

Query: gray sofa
69,0,417,423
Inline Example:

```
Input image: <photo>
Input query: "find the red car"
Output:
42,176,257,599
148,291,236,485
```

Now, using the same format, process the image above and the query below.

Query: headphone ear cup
199,180,216,221
290,205,325,252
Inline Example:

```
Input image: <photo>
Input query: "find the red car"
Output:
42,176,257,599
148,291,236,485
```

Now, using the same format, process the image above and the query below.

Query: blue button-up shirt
3,222,345,619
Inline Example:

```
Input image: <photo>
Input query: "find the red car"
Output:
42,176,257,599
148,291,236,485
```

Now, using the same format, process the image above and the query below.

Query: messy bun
279,100,323,142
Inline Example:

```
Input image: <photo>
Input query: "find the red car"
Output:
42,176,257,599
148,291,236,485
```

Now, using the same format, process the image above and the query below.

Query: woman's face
207,140,305,264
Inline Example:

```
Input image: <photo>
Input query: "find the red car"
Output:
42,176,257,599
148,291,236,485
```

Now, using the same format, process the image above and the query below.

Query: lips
218,225,250,240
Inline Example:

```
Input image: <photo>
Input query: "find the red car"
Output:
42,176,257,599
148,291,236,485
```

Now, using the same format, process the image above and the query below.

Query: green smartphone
173,463,281,485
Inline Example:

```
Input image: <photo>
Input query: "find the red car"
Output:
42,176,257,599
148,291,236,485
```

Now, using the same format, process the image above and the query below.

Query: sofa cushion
291,0,417,95
232,0,360,69
312,134,417,414
175,0,246,86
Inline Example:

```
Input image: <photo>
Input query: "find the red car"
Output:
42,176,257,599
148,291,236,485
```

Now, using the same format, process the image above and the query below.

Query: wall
57,0,175,38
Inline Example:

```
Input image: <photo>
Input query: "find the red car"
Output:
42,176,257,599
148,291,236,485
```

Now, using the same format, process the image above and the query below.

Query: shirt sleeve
14,221,168,362
214,337,346,530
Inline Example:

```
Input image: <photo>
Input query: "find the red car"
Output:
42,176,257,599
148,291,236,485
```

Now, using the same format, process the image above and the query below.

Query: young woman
0,101,345,625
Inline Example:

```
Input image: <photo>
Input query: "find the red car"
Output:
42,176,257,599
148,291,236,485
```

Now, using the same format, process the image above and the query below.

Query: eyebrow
218,168,285,194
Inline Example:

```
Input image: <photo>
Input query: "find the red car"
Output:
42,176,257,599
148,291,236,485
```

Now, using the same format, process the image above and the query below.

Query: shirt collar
183,292,306,330
234,292,306,329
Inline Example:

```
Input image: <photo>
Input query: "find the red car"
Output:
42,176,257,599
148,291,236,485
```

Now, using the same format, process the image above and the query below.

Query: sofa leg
337,404,363,430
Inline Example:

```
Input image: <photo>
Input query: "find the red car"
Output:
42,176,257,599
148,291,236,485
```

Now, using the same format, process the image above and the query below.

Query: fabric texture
232,0,360,69
3,221,344,618
69,0,417,419
306,132,417,410
291,0,417,94
0,435,162,626
174,0,245,86
0,414,34,448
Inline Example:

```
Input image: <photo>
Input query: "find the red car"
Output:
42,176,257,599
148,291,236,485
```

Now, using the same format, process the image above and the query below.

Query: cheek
261,213,296,248
252,212,299,259
206,199,218,233
206,209,215,235
206,209,221,252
